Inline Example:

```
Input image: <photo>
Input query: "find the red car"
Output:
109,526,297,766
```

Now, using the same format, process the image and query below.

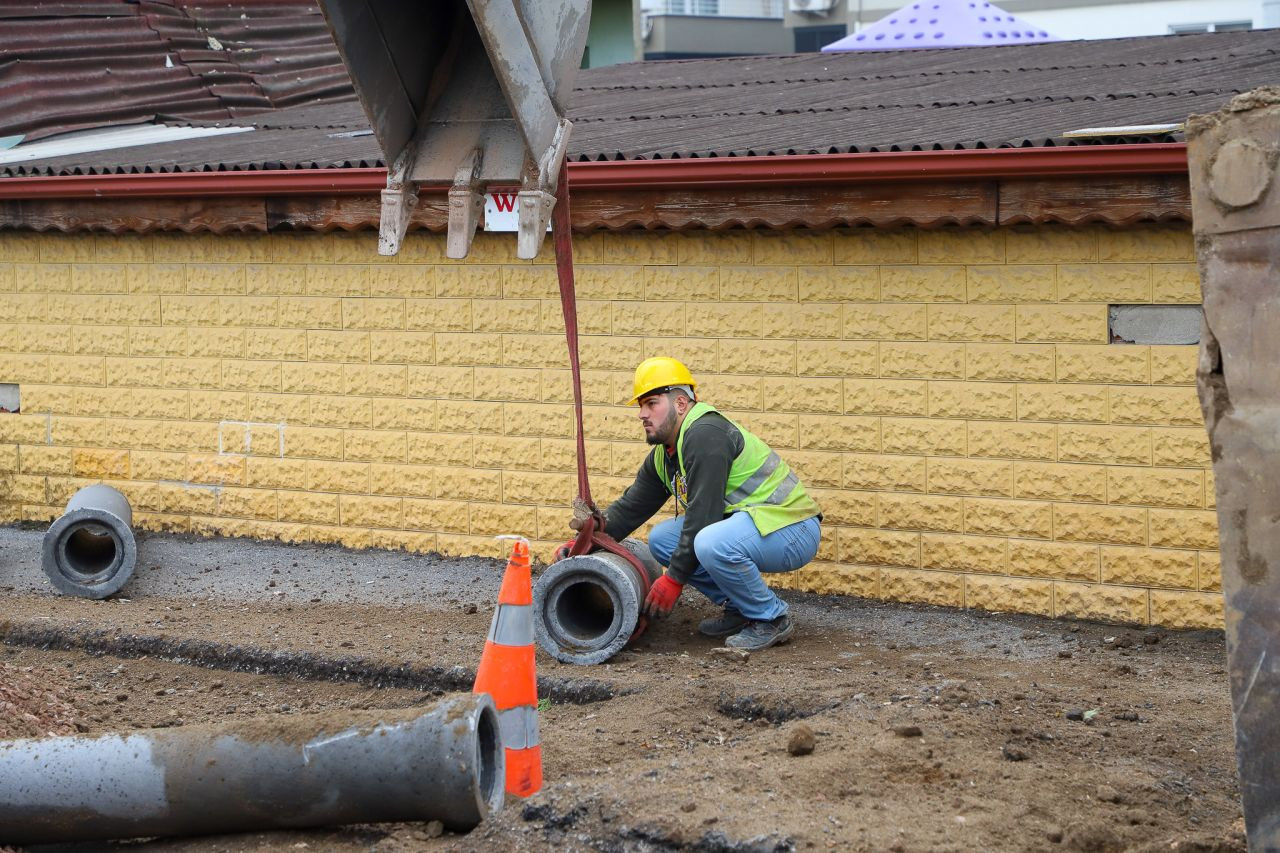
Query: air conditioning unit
788,0,837,13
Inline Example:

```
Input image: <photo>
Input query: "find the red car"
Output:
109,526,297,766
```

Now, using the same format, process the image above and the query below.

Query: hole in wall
1108,305,1203,345
0,383,17,413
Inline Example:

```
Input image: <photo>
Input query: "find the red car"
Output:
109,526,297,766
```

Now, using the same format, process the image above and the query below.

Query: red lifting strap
551,169,651,640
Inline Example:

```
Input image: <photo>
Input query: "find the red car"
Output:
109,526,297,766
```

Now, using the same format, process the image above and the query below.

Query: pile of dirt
0,663,82,739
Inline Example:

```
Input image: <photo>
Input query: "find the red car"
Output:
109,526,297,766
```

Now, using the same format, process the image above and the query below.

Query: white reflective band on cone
487,603,535,646
498,705,541,749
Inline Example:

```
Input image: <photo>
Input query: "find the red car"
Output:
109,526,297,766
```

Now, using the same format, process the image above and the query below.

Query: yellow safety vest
652,402,820,536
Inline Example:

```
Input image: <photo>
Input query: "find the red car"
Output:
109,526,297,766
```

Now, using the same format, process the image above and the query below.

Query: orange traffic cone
473,538,542,797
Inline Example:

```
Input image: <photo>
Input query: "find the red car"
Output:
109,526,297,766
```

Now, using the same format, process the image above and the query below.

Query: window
1169,20,1252,34
794,24,846,52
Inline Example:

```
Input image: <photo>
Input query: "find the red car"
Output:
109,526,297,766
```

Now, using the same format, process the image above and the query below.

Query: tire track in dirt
0,620,620,706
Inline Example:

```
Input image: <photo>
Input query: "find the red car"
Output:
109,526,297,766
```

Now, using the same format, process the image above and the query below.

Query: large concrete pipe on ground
534,538,661,665
41,483,136,599
0,693,504,845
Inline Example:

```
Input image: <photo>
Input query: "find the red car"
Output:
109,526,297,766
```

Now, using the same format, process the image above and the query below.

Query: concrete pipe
0,693,504,846
534,537,661,665
41,483,136,599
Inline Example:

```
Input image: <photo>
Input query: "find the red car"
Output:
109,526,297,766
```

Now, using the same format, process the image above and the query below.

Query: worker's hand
643,574,684,619
569,498,605,532
553,539,575,562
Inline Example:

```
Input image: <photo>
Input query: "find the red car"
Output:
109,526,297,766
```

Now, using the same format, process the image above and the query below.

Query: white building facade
633,0,1276,57
783,0,1275,50
1018,0,1266,39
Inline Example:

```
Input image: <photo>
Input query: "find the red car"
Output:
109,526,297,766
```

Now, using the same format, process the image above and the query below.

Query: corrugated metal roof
0,0,354,144
567,30,1278,158
1,11,1277,178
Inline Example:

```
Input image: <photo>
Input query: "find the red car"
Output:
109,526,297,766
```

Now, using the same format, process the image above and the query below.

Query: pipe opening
475,704,502,812
61,523,118,579
555,580,616,642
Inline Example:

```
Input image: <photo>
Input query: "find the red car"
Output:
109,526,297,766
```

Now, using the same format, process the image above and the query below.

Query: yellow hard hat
628,357,697,405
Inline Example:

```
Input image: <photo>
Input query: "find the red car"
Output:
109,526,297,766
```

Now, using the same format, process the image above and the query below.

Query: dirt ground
0,525,1245,853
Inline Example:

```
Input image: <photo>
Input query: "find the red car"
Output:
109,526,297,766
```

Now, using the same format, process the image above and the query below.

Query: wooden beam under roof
0,175,1190,234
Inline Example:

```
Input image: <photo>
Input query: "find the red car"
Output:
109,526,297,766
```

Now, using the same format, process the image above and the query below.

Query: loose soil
0,527,1245,852
0,662,81,739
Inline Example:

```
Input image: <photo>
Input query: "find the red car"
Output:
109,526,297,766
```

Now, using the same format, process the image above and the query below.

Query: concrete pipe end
533,539,657,666
469,694,506,825
41,508,137,599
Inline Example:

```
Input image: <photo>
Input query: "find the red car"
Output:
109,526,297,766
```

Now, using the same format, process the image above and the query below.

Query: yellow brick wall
0,224,1222,628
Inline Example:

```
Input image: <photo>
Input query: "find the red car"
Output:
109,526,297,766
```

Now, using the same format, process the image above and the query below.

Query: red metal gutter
570,143,1189,189
0,143,1188,200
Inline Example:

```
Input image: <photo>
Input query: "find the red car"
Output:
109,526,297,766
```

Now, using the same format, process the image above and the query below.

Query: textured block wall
0,224,1221,627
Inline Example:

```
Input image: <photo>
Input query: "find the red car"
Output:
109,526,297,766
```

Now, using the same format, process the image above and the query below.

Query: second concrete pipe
0,694,504,845
42,483,136,599
534,538,661,665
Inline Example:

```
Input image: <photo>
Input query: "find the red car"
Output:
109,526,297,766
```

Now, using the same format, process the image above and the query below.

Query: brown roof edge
0,144,1190,232
0,144,1189,199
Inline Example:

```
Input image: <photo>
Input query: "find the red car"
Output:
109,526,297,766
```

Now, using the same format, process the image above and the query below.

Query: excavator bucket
1187,89,1280,851
317,0,590,259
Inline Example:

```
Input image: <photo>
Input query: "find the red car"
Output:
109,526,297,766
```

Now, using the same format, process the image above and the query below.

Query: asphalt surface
0,525,504,609
0,524,1135,662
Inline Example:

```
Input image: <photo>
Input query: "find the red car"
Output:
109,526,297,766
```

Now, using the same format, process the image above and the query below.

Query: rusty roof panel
0,3,141,17
0,0,353,143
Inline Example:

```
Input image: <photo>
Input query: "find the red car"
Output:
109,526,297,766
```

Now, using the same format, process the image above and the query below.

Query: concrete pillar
1187,86,1280,851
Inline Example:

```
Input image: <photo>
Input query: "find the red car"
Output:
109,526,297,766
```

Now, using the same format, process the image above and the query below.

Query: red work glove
643,574,684,619
553,539,575,562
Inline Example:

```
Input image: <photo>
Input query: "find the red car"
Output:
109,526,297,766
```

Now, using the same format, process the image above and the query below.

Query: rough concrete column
1188,86,1280,850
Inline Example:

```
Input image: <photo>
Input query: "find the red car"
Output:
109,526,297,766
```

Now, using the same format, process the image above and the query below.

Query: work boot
698,607,750,638
725,614,794,651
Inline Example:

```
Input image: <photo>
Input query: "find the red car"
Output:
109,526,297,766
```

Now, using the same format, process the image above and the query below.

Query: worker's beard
645,406,678,446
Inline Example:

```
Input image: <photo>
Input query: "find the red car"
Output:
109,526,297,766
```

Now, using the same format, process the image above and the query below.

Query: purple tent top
821,0,1062,52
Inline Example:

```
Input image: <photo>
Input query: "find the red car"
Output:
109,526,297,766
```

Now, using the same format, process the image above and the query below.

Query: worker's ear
675,393,692,415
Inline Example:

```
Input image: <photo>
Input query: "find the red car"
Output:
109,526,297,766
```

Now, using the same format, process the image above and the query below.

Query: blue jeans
648,512,821,622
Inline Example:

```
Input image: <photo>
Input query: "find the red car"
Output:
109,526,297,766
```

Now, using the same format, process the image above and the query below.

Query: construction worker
561,357,822,651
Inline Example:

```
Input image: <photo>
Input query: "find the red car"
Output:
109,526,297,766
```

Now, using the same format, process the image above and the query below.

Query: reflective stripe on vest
725,450,780,505
499,705,541,749
725,451,798,507
770,470,800,502
488,603,534,647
